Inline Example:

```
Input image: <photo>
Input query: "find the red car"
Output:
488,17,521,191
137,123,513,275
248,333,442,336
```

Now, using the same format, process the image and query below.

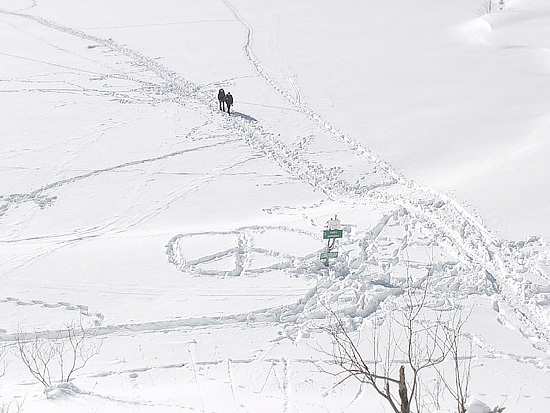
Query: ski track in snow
0,134,237,222
0,3,550,362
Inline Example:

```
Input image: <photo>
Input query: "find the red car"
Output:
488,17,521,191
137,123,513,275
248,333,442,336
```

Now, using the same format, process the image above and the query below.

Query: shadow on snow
231,111,257,122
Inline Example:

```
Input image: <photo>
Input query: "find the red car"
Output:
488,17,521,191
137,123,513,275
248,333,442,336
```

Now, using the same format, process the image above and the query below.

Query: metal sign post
321,215,342,266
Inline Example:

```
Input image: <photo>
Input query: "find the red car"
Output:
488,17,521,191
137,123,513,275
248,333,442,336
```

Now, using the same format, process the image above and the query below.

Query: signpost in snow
321,215,341,265
323,229,343,239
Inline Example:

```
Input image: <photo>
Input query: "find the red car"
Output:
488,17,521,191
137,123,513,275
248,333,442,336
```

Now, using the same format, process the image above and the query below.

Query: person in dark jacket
217,88,226,111
225,92,233,115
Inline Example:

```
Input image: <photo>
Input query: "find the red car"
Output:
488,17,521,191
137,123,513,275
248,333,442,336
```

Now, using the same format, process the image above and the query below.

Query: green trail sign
320,252,339,260
323,229,343,239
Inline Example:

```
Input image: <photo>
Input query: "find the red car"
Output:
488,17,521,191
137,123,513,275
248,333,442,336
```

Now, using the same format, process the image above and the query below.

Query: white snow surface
1,0,550,411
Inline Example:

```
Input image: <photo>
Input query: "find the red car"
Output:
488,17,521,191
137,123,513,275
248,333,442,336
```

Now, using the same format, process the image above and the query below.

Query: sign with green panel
323,229,343,239
320,252,339,259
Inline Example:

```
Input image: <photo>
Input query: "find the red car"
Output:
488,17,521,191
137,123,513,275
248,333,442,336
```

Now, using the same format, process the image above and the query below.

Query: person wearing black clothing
225,92,233,115
217,88,226,111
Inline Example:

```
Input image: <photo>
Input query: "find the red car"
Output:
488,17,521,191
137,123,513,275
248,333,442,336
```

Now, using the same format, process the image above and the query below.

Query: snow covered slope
1,0,549,411
245,0,550,241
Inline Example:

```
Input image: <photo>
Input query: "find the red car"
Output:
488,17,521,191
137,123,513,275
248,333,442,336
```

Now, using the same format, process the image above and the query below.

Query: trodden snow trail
221,0,550,351
1,4,550,354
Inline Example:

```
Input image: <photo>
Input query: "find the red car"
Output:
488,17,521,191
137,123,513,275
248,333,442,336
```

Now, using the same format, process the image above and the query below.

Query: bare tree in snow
0,345,7,378
15,319,101,387
478,0,505,15
324,271,474,413
435,310,472,413
0,347,24,413
0,400,24,413
478,0,494,15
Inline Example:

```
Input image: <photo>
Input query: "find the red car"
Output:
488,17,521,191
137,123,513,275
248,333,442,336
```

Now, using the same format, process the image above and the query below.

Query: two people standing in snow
217,88,233,115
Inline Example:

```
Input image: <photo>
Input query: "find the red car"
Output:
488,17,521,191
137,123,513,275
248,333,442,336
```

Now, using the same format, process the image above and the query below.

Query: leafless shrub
0,347,22,412
478,0,493,15
0,345,7,378
14,320,101,387
0,399,24,413
324,269,474,413
435,311,472,413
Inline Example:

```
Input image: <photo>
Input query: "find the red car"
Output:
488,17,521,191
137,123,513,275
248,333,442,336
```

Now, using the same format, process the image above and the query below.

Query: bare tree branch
322,256,479,413
14,319,101,387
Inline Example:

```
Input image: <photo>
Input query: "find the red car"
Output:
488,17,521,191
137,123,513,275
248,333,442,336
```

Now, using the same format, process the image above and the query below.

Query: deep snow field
1,0,550,411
